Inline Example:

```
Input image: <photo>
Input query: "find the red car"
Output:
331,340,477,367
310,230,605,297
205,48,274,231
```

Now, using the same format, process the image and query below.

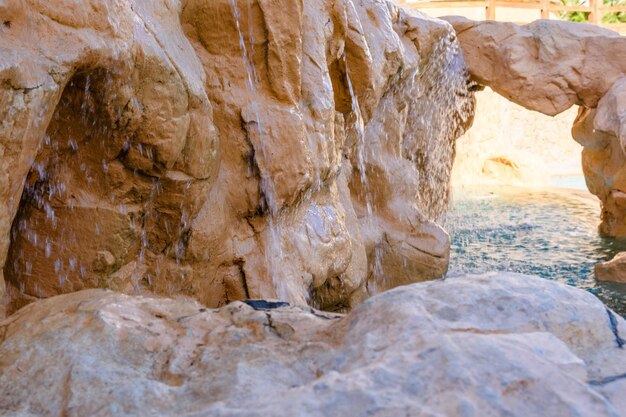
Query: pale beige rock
596,252,626,283
0,1,474,315
444,16,626,116
0,272,624,416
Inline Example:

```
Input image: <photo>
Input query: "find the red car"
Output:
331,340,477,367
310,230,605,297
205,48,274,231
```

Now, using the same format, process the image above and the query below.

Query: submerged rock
596,252,626,283
0,272,625,416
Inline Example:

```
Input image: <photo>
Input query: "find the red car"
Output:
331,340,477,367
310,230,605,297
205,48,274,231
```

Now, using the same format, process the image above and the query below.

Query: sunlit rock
444,16,626,116
0,273,624,416
575,79,626,236
0,1,474,316
596,252,626,283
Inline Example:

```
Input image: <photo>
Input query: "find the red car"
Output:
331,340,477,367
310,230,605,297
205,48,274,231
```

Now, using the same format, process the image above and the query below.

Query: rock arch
444,16,626,236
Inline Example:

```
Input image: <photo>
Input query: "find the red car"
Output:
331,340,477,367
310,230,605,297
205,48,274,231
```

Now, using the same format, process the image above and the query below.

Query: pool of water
443,186,626,316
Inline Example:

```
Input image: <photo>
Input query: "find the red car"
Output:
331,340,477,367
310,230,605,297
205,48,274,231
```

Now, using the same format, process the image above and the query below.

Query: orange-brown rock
595,252,626,283
0,1,474,316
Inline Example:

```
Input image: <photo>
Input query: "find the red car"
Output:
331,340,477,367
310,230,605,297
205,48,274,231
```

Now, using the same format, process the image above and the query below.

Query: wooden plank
401,1,487,8
548,4,592,12
487,0,497,19
589,0,599,24
603,22,626,29
600,5,626,12
540,0,549,18
494,1,541,9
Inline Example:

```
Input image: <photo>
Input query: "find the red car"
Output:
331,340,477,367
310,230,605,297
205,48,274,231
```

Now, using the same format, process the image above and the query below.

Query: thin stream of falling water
229,0,290,301
414,33,474,222
368,29,472,291
343,53,385,291
343,53,372,217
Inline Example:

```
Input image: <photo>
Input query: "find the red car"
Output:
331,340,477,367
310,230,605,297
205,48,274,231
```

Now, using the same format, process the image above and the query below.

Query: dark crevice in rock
235,260,251,300
589,372,626,386
302,307,343,321
606,308,625,349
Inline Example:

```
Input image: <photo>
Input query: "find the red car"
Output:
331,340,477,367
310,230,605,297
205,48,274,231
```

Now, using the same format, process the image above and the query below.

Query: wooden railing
396,0,626,32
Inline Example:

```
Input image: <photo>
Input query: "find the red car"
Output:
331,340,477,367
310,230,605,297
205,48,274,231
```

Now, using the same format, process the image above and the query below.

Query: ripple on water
443,186,626,317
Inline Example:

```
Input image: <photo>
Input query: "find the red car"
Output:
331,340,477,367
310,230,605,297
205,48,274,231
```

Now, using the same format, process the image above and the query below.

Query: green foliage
559,0,626,23
559,0,590,22
602,0,626,23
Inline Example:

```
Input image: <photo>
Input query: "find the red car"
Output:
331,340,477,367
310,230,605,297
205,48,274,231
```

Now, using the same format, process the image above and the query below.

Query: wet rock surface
0,1,474,316
1,272,625,417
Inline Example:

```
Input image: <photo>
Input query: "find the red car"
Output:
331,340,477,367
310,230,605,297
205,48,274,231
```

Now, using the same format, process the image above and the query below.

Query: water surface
444,186,626,316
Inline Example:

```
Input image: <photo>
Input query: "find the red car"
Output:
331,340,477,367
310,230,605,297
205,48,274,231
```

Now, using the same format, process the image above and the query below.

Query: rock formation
1,273,625,416
445,17,626,237
0,0,474,317
596,252,626,283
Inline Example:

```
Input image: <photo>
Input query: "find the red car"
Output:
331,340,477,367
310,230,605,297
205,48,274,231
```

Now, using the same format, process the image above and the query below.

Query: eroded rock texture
1,273,625,416
445,17,626,237
0,1,474,316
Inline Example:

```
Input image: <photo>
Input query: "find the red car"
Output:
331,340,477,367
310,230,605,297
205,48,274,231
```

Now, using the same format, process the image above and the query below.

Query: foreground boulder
1,272,625,416
445,17,626,237
0,0,474,316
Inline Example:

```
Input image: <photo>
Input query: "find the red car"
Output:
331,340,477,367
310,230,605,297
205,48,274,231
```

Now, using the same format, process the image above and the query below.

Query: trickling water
343,53,372,216
364,26,474,290
229,0,290,301
443,186,626,317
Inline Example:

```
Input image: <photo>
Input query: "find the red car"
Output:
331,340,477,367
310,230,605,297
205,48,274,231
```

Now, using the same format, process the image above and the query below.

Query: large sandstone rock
0,1,474,316
1,272,625,416
445,17,626,237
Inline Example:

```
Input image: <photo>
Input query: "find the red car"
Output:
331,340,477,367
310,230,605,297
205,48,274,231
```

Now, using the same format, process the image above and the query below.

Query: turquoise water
444,186,626,316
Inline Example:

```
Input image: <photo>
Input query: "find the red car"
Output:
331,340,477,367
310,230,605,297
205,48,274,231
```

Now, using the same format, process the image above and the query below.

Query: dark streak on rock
304,306,343,320
606,308,625,349
589,372,626,386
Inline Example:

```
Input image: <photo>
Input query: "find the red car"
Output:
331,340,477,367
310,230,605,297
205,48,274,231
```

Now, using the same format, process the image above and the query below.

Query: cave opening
2,68,143,315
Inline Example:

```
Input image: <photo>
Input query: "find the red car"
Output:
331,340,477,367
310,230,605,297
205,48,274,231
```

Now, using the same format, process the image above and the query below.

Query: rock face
1,272,625,416
445,17,626,236
0,1,474,316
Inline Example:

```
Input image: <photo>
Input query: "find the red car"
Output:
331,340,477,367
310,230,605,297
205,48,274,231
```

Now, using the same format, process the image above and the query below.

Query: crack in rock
606,308,625,349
